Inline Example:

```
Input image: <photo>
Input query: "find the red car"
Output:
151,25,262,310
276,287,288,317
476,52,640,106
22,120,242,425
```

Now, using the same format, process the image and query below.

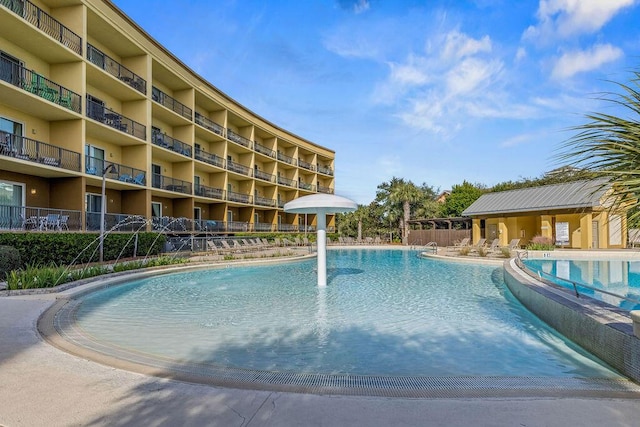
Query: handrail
514,252,640,307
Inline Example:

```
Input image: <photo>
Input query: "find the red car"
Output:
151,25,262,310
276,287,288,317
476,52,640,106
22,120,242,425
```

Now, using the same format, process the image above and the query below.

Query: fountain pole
316,211,327,287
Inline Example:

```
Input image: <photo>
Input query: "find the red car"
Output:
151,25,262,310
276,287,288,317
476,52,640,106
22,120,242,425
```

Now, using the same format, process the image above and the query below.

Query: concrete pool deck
3,248,640,425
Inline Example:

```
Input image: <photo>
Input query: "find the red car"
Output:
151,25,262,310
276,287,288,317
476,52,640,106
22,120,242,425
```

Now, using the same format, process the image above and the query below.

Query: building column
580,213,593,249
540,215,553,241
498,217,508,246
472,219,482,244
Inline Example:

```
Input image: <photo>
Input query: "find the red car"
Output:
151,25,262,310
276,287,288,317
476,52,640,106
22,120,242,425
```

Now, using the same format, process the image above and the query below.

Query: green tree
376,177,430,245
440,181,485,217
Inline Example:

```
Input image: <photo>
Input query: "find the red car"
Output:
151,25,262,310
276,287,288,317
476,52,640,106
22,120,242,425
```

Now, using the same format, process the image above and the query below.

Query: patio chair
59,215,69,231
132,173,145,185
469,238,487,252
119,174,133,183
486,239,501,253
45,213,60,230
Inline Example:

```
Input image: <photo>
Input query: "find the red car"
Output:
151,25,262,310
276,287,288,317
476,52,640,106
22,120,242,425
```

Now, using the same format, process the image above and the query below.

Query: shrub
477,247,489,257
526,235,555,251
458,246,471,256
0,245,21,279
500,247,512,258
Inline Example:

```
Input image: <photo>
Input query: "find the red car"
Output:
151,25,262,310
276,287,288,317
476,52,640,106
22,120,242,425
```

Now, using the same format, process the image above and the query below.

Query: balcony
1,0,82,56
0,131,81,171
227,129,252,149
277,224,299,232
87,44,146,94
195,112,224,136
194,149,225,169
277,176,297,187
277,151,296,165
194,184,225,200
152,86,192,120
227,190,252,204
1,59,81,113
254,169,275,183
318,185,334,194
254,142,275,158
299,182,316,191
152,174,192,194
86,97,146,140
152,130,192,157
255,196,276,207
0,204,82,231
86,213,148,232
85,156,146,186
298,159,315,171
317,164,334,176
254,222,275,232
227,160,251,176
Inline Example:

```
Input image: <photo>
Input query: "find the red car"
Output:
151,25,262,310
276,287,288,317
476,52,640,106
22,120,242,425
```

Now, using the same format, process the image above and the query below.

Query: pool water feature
69,249,621,380
523,259,640,311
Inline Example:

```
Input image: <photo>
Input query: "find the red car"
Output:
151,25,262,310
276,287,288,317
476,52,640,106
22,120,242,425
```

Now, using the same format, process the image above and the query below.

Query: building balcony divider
0,58,82,113
299,182,316,191
227,160,251,176
298,159,315,171
87,43,146,94
0,204,82,231
1,0,82,55
227,190,252,204
195,112,224,137
194,184,225,200
152,86,192,120
277,176,297,187
255,169,275,183
277,151,296,165
254,142,276,158
194,149,225,169
152,130,192,157
317,165,334,176
0,130,80,171
226,129,252,149
85,155,146,186
255,196,276,207
317,185,334,194
86,97,146,140
152,174,192,194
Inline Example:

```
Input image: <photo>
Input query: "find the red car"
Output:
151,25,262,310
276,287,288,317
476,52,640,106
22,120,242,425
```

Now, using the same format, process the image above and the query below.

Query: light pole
100,163,118,263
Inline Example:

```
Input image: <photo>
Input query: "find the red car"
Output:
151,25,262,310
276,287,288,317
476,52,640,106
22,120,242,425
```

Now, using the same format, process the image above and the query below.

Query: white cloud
441,31,492,60
353,0,370,14
446,57,502,95
551,43,623,79
515,47,527,61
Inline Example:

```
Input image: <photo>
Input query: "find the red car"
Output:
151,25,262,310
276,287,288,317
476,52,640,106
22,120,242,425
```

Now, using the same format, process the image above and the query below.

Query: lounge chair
469,238,487,252
486,239,501,253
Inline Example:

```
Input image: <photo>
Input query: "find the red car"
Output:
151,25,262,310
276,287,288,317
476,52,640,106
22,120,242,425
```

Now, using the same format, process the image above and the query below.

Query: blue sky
113,0,640,204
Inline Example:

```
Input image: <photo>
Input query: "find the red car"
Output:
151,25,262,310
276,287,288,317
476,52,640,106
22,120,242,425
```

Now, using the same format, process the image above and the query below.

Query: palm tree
558,70,640,222
385,178,423,245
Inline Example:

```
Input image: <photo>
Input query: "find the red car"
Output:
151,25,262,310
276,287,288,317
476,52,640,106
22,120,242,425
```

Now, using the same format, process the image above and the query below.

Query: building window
85,145,104,175
151,202,162,218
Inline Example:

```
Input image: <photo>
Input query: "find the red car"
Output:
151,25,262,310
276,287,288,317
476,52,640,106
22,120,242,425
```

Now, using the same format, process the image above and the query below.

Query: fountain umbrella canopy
284,193,357,287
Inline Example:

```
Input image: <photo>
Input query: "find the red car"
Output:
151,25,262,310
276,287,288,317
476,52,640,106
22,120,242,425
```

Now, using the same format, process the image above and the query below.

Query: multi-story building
0,0,335,234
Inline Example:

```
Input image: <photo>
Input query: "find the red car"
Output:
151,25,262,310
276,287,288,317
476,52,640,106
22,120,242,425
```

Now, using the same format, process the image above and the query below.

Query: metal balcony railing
277,151,296,165
254,142,276,158
87,44,146,94
277,176,297,187
0,131,81,171
254,169,275,183
254,222,275,232
227,129,252,149
277,224,299,232
195,112,224,136
227,191,252,204
85,213,148,232
1,0,82,55
151,174,192,194
0,58,81,113
255,196,276,207
194,184,225,200
227,160,251,176
86,97,146,140
317,185,334,194
298,159,315,171
0,204,82,231
85,155,146,186
152,86,192,120
317,164,334,176
194,149,225,169
226,220,250,231
299,182,316,191
152,130,192,157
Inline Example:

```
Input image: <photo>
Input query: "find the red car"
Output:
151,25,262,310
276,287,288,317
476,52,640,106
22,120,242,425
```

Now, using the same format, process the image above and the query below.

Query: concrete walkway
2,253,640,425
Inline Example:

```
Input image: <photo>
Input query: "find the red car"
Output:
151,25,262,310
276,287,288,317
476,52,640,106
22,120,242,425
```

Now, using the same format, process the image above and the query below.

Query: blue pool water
523,259,640,311
74,249,620,378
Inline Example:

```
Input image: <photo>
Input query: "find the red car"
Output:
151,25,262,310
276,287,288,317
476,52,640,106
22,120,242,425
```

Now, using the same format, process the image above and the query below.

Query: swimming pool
523,259,640,311
66,249,619,381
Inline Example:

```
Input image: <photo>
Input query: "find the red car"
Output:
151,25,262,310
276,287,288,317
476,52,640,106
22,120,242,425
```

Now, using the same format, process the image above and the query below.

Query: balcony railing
195,112,224,136
194,149,225,169
86,97,146,140
227,129,252,148
0,204,82,231
227,160,251,176
317,164,334,176
152,86,192,120
254,142,275,158
277,224,299,232
227,190,252,204
152,130,192,157
85,156,146,186
1,0,82,55
317,185,334,194
277,151,296,165
299,182,316,191
152,174,192,194
226,220,250,231
277,176,297,187
0,58,81,113
254,169,275,183
254,222,275,232
87,44,146,94
255,196,276,207
298,159,315,171
0,131,81,171
194,184,225,200
86,213,148,232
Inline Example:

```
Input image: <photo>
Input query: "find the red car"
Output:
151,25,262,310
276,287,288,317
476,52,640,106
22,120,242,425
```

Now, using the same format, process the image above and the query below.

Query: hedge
0,233,165,268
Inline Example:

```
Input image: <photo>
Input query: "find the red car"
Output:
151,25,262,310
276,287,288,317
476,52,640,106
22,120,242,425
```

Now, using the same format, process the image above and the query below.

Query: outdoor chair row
205,238,274,254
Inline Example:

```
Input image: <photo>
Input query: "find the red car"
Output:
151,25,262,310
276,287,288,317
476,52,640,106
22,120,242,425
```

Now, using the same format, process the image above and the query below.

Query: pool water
73,249,620,378
523,259,640,311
